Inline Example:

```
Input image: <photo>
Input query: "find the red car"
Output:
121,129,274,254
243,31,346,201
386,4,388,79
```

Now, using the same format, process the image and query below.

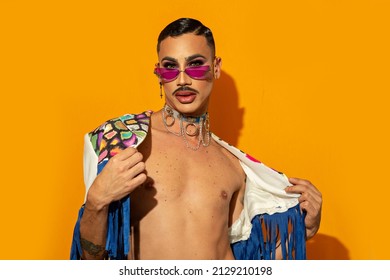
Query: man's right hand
85,147,147,211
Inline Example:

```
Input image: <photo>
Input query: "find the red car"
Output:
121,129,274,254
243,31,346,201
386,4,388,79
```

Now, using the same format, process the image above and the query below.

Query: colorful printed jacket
70,111,306,260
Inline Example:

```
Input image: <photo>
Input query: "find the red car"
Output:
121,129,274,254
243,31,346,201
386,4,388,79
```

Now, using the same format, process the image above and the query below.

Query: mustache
173,86,199,95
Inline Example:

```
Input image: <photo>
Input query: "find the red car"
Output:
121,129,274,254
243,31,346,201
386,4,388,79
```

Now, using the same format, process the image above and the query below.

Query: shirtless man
75,18,322,260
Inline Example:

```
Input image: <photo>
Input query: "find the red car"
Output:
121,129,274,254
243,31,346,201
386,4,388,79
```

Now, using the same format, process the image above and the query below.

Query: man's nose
176,69,192,86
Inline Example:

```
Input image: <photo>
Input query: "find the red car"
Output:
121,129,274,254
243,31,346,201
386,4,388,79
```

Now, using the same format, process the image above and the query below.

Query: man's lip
175,94,197,103
174,91,196,96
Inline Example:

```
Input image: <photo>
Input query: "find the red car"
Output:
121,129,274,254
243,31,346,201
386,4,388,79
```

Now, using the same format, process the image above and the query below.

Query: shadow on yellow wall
209,70,244,147
307,234,350,260
210,71,350,260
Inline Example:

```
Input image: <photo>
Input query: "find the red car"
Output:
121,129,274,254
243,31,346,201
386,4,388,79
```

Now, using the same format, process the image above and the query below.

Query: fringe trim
70,197,131,260
70,205,84,260
70,160,131,260
105,197,130,259
231,204,306,260
71,202,304,260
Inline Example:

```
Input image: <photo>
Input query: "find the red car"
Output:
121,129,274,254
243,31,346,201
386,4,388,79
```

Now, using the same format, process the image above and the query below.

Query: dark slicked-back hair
157,18,216,56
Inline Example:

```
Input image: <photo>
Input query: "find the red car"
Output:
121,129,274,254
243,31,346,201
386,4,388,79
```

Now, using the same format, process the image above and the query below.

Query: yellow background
1,0,389,260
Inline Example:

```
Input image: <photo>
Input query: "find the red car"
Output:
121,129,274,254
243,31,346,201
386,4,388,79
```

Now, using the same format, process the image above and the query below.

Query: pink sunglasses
154,65,211,82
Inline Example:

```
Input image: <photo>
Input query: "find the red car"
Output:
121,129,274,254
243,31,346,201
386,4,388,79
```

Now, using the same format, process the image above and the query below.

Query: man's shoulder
87,110,153,160
89,111,153,134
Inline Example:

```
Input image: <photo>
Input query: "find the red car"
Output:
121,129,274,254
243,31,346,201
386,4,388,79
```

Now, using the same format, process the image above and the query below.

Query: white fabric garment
81,120,300,243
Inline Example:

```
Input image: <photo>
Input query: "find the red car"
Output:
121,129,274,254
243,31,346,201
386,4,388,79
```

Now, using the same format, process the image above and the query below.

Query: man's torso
129,111,246,259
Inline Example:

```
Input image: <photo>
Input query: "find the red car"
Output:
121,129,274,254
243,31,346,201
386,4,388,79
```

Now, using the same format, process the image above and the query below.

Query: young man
71,18,322,260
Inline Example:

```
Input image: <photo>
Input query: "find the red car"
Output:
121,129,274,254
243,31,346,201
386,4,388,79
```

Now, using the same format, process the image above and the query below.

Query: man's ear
213,57,222,79
154,63,163,83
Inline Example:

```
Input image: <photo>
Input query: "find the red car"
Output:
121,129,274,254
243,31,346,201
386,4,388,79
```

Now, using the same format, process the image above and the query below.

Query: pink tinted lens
155,68,180,81
185,66,210,79
155,66,210,81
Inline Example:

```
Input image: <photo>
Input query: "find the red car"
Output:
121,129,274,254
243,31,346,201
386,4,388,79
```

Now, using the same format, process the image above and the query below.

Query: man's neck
161,104,211,151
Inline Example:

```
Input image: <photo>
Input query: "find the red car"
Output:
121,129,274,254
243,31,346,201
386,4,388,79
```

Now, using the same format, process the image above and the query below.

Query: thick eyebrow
160,54,207,63
161,56,178,62
185,54,207,61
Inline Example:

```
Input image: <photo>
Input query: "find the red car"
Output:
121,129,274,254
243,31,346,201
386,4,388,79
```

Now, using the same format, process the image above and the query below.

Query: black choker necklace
162,104,211,150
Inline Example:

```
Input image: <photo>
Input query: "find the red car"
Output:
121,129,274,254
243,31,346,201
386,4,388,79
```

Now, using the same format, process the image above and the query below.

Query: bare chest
131,131,244,220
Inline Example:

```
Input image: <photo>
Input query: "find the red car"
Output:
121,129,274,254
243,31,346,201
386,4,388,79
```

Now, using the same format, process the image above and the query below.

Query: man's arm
285,177,322,239
79,147,147,259
79,204,109,259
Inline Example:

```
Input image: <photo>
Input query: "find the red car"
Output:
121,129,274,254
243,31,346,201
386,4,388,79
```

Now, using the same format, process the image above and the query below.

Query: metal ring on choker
185,123,199,136
164,114,175,127
162,104,210,150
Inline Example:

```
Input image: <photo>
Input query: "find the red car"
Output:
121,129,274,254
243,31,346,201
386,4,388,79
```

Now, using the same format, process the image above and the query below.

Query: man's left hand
285,177,322,239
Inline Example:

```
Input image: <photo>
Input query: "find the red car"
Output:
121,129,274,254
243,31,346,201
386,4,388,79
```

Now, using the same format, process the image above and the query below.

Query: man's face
157,33,221,116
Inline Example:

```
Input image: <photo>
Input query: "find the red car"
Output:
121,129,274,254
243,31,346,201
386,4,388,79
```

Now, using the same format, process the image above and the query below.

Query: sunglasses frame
154,65,211,82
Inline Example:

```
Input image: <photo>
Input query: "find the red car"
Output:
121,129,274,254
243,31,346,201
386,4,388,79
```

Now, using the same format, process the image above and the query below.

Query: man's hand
285,177,322,239
86,147,147,211
79,147,146,259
